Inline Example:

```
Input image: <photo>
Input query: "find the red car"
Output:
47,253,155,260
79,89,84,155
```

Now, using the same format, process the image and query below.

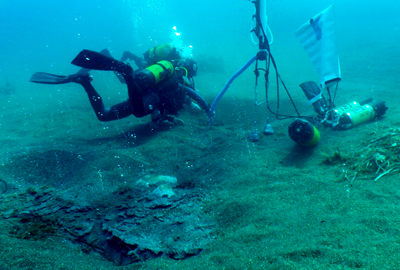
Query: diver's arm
121,51,147,69
180,84,213,119
81,82,133,121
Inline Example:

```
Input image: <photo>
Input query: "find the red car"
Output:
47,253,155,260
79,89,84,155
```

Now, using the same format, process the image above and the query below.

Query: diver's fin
30,72,71,84
30,72,92,85
76,49,115,75
98,49,127,83
300,81,327,116
100,49,127,83
71,50,114,70
99,48,113,58
75,49,126,84
71,50,133,76
300,81,321,100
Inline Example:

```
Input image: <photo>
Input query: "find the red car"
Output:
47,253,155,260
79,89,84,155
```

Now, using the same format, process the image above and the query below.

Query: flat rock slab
1,179,215,266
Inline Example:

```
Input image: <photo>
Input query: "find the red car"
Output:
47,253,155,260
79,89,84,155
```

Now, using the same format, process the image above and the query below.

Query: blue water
1,0,399,83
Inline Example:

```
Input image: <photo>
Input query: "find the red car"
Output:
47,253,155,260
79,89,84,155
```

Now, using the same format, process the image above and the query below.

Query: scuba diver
121,43,182,69
111,43,203,114
30,44,212,126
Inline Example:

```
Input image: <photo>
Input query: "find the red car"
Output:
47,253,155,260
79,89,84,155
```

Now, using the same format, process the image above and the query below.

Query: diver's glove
189,102,202,114
172,117,185,126
159,115,185,126
151,110,184,127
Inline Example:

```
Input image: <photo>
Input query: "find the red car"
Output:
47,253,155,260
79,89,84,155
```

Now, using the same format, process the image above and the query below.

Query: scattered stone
151,184,175,198
136,175,177,187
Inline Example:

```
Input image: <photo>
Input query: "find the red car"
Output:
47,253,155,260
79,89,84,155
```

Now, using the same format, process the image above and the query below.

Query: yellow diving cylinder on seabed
135,60,174,88
329,98,372,120
288,119,320,147
336,99,388,130
332,101,361,117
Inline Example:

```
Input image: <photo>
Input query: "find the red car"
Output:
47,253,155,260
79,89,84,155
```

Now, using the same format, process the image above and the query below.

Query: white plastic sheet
295,5,341,89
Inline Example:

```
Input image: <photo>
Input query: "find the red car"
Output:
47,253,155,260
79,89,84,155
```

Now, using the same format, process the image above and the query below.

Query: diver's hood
182,59,198,77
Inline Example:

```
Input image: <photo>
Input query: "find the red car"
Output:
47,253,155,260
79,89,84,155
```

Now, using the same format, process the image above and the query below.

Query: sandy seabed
1,37,400,270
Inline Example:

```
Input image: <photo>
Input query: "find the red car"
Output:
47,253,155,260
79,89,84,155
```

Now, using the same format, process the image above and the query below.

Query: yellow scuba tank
328,98,372,119
336,99,387,130
135,60,174,88
288,119,320,147
144,44,177,63
332,101,361,116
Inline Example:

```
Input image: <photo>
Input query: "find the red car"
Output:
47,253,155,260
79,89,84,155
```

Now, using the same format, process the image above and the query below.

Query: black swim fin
300,81,327,117
30,72,71,84
71,50,133,76
76,49,115,75
30,72,91,85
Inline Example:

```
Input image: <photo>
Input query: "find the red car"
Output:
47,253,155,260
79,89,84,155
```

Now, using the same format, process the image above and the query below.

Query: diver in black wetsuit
30,44,212,126
121,43,182,70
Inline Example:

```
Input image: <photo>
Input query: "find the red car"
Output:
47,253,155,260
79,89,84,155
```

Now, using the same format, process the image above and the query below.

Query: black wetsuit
79,65,209,122
30,48,211,123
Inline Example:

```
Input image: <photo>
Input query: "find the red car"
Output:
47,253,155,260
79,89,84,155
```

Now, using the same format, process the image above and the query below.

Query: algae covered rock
1,175,214,266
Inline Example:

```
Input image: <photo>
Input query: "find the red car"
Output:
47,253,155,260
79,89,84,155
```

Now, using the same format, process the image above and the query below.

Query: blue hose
209,55,257,125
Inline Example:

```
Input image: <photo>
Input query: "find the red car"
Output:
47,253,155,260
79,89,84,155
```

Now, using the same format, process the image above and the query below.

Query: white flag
295,5,341,89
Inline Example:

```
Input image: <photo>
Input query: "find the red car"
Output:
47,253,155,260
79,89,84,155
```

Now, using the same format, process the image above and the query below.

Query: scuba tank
336,99,388,130
143,43,181,64
331,101,361,117
327,98,371,122
135,60,174,88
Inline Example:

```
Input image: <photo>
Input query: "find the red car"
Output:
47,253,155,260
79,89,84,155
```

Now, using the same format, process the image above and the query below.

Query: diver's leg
71,50,155,118
71,50,133,76
76,49,127,84
98,49,127,84
78,79,133,121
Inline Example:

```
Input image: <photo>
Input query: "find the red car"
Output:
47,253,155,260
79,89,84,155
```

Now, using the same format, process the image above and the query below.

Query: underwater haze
1,0,400,269
1,0,400,81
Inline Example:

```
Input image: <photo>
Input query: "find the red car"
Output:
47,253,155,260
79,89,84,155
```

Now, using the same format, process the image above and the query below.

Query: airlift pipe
209,0,267,125
209,56,256,125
